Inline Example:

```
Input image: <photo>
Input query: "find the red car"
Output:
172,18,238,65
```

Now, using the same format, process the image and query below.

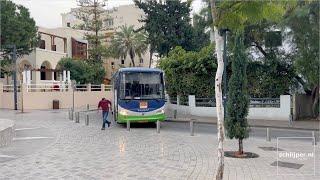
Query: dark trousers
102,111,109,128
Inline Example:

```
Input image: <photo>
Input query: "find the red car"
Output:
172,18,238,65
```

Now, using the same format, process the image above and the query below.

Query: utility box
53,100,59,109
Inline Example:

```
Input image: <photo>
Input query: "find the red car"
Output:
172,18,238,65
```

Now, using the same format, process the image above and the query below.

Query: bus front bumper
117,113,166,123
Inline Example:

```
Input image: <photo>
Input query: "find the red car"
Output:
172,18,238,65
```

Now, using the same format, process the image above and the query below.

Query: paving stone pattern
0,110,319,180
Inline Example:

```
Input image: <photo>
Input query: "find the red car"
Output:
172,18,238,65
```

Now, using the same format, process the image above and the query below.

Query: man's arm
108,101,112,111
98,101,101,110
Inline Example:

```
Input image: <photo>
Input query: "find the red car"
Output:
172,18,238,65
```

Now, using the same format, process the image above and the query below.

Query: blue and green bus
112,68,166,123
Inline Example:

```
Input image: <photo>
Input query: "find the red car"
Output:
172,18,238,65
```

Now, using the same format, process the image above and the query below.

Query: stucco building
61,4,152,82
0,27,88,85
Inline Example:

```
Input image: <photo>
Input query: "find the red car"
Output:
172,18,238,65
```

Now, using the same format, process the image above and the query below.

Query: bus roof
118,67,163,73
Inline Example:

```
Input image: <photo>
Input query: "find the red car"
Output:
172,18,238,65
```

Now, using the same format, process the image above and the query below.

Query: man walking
98,98,112,130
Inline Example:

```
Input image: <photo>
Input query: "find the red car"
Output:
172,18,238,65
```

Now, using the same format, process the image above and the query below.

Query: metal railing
196,98,216,107
193,97,280,108
249,98,280,108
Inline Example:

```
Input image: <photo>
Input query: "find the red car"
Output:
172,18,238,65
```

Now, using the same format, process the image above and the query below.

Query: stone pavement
0,110,319,180
166,110,319,130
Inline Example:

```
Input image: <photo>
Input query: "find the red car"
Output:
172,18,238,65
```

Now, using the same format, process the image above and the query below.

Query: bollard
68,109,71,120
312,131,317,145
190,119,195,136
127,120,130,131
173,109,177,119
85,113,89,126
266,128,271,141
156,120,160,133
70,109,74,121
75,112,80,123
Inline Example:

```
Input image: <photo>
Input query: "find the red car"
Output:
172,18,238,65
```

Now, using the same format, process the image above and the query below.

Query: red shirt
98,99,112,112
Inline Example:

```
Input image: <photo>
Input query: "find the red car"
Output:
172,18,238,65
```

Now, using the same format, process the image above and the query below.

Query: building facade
61,4,152,82
0,27,88,85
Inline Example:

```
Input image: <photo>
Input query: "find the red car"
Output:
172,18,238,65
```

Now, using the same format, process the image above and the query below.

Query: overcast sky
12,0,205,28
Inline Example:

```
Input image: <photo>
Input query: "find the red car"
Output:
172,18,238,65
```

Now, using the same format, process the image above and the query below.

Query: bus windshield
120,72,164,100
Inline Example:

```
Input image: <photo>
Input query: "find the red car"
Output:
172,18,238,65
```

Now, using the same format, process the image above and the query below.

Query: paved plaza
0,110,319,180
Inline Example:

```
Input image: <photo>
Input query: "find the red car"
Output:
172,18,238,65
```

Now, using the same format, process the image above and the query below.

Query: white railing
2,85,21,92
2,83,112,93
26,83,70,92
39,80,66,84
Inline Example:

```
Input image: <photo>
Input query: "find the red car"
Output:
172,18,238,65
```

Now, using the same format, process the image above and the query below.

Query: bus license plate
140,101,148,109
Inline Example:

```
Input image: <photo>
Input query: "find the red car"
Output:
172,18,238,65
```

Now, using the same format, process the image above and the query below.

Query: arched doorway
54,63,62,81
40,61,52,80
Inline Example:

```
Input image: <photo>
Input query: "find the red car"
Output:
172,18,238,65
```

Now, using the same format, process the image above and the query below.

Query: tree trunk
210,1,225,180
238,138,243,155
130,51,136,67
149,48,153,68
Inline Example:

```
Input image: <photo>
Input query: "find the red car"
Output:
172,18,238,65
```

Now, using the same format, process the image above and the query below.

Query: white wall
167,95,291,121
0,83,112,110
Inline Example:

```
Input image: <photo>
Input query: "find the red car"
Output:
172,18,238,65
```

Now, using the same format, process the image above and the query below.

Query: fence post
85,113,89,126
188,95,196,107
127,120,130,131
156,120,160,133
312,131,317,145
87,83,91,92
177,95,180,106
190,119,195,136
101,84,105,92
75,112,80,123
266,128,271,141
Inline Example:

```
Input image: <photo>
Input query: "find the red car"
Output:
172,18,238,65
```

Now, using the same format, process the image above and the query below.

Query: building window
140,58,143,64
72,38,87,59
121,59,125,65
39,40,45,49
111,62,115,69
67,22,71,27
104,19,114,27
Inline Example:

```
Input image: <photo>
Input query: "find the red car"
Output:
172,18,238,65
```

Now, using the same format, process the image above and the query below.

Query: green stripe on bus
117,113,166,123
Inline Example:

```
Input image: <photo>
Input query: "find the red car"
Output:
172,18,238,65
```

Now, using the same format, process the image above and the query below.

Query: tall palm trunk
210,0,225,179
130,48,136,67
149,48,154,68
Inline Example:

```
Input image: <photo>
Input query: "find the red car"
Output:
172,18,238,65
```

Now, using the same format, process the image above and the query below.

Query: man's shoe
107,122,111,127
101,127,105,130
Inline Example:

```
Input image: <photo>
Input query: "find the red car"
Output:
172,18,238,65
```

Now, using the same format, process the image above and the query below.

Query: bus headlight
156,109,164,114
120,110,128,116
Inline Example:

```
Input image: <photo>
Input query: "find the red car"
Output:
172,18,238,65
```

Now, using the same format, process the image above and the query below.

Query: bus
112,67,166,123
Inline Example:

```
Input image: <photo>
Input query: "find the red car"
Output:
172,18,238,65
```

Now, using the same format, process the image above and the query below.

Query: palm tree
108,25,148,67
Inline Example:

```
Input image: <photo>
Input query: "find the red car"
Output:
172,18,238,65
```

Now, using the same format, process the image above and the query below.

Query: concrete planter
0,119,15,147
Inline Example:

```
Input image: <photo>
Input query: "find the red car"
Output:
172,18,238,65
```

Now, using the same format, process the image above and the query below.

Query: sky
11,0,205,28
